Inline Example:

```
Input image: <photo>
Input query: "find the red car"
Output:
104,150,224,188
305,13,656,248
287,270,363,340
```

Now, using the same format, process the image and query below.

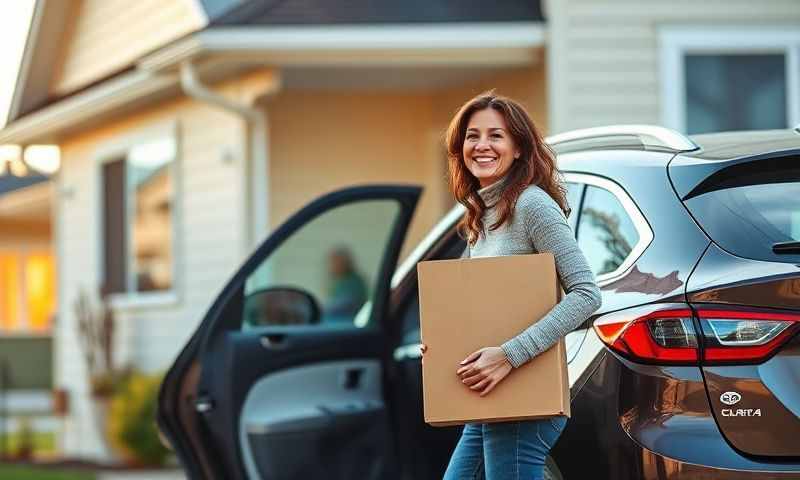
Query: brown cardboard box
417,253,569,426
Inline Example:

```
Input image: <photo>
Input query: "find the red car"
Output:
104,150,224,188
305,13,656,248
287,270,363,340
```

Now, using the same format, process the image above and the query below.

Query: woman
422,91,602,479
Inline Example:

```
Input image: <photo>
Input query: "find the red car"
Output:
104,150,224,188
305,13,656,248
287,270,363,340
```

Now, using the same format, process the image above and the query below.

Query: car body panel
686,242,800,457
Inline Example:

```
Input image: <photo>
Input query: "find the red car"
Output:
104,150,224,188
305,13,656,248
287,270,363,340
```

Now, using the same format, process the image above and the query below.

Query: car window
684,175,800,264
565,181,583,232
399,232,466,344
576,185,640,277
242,200,400,329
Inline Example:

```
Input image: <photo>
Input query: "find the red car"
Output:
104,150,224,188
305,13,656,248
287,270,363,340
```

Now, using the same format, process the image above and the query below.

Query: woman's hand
420,344,427,364
457,347,513,397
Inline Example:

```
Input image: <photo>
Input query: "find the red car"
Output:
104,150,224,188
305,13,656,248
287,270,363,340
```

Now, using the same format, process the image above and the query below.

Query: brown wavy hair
446,91,570,245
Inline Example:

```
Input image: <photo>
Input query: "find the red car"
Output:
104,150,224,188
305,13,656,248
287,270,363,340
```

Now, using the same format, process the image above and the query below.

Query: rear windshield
685,179,800,263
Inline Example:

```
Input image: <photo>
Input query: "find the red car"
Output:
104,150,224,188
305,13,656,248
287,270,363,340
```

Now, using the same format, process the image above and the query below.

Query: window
683,158,800,264
577,185,640,277
685,54,786,133
102,137,176,295
0,251,56,333
243,200,400,329
660,27,800,134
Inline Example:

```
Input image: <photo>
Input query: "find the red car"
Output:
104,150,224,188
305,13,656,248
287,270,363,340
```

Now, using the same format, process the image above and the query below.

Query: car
158,124,800,479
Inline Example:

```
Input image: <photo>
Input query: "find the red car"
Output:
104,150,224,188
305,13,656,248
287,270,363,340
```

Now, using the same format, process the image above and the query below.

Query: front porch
0,175,57,459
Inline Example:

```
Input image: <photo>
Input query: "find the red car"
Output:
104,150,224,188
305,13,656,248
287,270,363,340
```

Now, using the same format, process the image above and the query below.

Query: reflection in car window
577,185,639,276
242,200,399,329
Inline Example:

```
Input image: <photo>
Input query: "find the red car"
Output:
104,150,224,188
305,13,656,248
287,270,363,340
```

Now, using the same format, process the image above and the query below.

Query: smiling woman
426,91,602,480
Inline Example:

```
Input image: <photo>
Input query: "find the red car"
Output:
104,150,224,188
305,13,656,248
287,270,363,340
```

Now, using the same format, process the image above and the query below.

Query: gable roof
5,0,72,125
4,0,545,132
6,0,206,126
209,0,544,26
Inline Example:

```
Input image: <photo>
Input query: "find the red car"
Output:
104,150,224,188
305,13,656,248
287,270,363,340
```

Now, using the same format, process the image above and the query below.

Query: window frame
94,121,182,309
564,173,653,284
659,25,800,133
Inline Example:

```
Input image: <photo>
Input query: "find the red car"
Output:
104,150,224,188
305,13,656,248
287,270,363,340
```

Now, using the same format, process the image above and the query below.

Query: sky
0,0,36,129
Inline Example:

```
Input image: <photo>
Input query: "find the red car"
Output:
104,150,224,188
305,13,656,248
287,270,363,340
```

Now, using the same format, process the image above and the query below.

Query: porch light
0,144,60,177
24,145,61,175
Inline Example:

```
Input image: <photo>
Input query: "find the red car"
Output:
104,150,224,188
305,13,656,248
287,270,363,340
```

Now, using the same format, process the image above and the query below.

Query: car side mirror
243,287,321,327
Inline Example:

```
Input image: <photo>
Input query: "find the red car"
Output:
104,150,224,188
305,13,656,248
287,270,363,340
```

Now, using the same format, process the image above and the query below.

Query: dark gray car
158,125,800,479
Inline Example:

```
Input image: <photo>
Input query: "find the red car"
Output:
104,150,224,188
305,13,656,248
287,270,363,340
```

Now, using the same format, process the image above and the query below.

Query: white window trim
565,173,653,284
659,25,800,133
93,120,183,310
392,174,653,288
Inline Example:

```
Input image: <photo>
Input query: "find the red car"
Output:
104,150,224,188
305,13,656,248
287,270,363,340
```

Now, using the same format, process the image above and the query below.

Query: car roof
684,128,800,161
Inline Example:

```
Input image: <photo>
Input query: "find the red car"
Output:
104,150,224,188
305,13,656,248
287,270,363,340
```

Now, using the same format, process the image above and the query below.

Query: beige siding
55,90,247,456
269,90,442,263
51,0,205,96
548,0,800,132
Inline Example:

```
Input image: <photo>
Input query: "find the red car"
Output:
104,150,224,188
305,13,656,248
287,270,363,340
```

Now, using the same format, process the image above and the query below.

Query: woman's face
462,108,520,188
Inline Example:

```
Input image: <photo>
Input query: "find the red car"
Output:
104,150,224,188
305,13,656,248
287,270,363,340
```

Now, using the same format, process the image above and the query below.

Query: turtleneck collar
476,177,506,206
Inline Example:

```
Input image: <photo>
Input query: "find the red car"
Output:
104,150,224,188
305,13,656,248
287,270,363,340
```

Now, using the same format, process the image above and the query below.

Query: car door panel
242,359,387,480
159,186,422,480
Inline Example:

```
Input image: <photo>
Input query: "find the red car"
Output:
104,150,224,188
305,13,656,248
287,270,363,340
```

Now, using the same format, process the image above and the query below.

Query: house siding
55,91,248,457
547,0,800,132
268,64,547,262
50,0,206,96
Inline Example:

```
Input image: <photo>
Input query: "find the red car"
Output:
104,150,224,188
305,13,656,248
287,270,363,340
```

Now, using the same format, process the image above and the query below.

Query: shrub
106,371,169,466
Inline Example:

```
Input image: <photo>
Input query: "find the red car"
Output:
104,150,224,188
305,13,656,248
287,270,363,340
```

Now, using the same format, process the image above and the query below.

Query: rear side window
577,185,640,276
685,180,800,264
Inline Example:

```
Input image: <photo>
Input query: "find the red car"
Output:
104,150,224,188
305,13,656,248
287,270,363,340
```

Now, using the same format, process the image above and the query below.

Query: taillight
594,304,800,365
696,308,800,364
593,303,698,364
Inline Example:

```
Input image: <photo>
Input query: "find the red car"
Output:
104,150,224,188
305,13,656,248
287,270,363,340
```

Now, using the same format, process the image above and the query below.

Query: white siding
547,0,800,132
55,95,247,458
51,0,206,95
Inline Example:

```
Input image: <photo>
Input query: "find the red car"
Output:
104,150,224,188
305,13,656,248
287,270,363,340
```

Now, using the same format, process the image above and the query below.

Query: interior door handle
342,367,364,390
260,334,288,349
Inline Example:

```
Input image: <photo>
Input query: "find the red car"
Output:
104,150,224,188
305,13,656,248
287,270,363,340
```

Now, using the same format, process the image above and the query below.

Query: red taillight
594,304,800,365
697,308,800,364
593,304,698,364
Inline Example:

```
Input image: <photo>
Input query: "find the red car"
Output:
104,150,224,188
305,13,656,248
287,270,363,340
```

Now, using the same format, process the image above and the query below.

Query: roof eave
0,22,547,144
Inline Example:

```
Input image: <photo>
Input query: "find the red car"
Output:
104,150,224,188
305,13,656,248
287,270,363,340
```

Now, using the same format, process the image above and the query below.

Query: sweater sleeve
501,190,603,368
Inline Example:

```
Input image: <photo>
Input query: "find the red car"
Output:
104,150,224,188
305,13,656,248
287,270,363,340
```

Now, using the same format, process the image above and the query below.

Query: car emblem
720,391,742,406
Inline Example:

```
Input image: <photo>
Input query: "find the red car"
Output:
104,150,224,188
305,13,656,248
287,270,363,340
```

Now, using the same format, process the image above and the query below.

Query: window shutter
102,159,127,295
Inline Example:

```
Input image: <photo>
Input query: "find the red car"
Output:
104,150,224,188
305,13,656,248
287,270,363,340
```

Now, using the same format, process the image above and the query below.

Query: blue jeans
443,417,567,480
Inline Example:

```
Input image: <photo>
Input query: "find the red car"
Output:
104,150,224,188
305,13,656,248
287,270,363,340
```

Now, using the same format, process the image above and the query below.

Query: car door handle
393,343,423,361
260,334,288,349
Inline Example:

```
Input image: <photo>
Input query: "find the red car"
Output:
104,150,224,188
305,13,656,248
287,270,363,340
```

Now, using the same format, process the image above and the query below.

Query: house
0,0,797,461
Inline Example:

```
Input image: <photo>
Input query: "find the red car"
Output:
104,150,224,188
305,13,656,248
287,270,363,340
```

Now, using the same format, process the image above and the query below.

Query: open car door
158,185,422,480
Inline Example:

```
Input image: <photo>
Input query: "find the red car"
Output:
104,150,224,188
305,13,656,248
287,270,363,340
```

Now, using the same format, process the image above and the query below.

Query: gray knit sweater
466,181,602,368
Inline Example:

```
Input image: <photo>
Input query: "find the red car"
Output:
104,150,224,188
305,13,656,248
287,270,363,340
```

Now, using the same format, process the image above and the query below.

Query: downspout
178,61,270,256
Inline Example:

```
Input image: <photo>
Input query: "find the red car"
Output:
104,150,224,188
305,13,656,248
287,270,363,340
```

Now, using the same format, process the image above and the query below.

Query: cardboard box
418,253,569,426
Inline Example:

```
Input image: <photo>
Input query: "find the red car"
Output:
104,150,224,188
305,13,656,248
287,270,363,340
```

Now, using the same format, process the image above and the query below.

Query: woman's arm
501,188,603,368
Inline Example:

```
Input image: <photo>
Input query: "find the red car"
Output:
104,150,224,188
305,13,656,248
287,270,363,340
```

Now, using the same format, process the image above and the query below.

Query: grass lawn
0,431,57,457
0,465,95,480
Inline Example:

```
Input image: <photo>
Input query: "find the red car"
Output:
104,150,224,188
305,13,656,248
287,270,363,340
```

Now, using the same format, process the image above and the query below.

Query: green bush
106,371,169,466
